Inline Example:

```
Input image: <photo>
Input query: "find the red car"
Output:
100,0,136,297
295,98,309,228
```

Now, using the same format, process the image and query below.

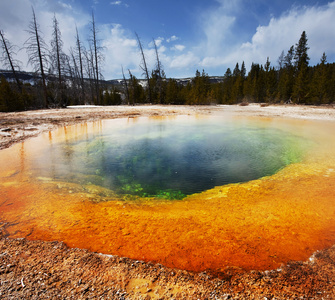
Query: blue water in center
35,116,308,199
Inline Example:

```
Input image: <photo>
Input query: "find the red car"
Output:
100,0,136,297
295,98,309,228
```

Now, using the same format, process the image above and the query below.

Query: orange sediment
0,116,335,275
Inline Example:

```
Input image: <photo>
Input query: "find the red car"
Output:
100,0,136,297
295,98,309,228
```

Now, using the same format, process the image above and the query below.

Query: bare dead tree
0,29,22,93
135,32,151,103
50,14,68,106
65,51,77,104
90,12,104,105
152,38,164,104
68,46,88,105
75,26,85,103
84,45,95,104
25,7,49,108
69,49,79,82
121,65,130,105
153,38,163,79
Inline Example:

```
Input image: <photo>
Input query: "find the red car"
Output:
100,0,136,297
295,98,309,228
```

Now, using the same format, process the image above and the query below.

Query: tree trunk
52,15,64,106
76,27,85,104
31,8,48,108
135,32,151,103
91,12,100,105
0,30,22,94
153,38,163,104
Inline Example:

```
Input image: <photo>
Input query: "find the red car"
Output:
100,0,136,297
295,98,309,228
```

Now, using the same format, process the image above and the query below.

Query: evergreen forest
1,9,334,112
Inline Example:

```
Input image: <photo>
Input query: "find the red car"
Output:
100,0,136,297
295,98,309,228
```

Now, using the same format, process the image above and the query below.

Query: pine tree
320,52,327,65
277,46,295,102
243,63,256,101
241,61,246,79
0,77,10,111
190,69,210,104
309,52,330,104
284,46,295,68
243,63,262,102
294,31,310,71
293,31,310,103
266,67,277,102
165,79,181,104
222,68,233,104
264,58,277,102
0,77,23,111
233,63,240,77
128,71,145,104
231,63,244,103
180,81,191,105
277,50,285,69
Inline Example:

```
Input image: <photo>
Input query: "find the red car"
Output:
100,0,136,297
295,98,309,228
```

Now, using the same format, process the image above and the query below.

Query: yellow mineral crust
0,116,334,276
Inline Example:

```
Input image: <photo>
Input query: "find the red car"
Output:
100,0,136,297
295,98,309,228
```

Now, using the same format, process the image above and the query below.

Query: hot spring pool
0,114,335,274
26,116,309,199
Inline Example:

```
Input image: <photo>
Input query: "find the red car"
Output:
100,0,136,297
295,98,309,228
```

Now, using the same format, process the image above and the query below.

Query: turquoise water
33,116,309,199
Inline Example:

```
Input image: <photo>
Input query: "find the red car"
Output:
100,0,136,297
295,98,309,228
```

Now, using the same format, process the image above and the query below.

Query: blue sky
1,0,335,79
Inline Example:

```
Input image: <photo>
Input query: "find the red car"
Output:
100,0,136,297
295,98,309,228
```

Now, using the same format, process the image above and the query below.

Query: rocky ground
0,235,335,299
0,104,335,299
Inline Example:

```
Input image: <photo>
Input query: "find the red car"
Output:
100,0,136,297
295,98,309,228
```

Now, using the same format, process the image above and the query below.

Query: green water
33,116,310,199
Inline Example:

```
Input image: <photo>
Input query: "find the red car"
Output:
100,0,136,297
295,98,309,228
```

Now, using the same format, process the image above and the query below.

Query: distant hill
0,69,224,89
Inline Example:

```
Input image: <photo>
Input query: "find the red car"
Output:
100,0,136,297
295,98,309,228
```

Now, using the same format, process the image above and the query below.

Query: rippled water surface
0,114,335,274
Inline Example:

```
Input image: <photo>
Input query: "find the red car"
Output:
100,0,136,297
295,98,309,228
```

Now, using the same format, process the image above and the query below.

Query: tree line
0,10,334,112
115,31,335,106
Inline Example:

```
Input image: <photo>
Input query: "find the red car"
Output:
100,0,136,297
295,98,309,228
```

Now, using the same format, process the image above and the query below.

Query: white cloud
199,0,242,58
2,0,335,79
169,52,200,69
197,1,335,72
158,45,167,54
149,37,164,48
171,45,185,52
166,35,179,43
227,2,335,68
101,24,141,78
202,14,235,57
110,1,129,7
200,56,225,68
59,2,73,10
